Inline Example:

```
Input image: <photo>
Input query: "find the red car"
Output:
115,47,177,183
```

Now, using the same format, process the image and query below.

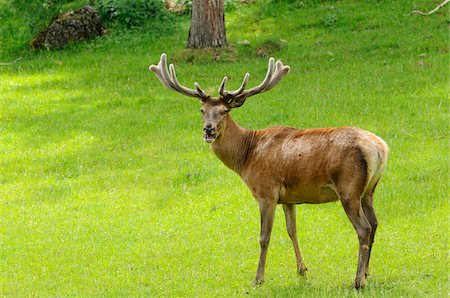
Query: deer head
149,53,290,143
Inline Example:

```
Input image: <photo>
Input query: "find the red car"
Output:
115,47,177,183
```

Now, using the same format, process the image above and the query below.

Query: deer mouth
204,130,217,143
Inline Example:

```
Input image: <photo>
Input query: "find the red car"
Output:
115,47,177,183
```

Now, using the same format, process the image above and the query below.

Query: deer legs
253,201,309,286
253,200,276,285
341,196,373,289
253,195,377,289
282,204,308,276
361,191,378,278
251,179,380,289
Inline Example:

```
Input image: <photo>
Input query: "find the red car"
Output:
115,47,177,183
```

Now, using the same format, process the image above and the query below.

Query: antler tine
260,60,290,92
218,76,228,96
149,53,209,99
234,58,276,101
219,73,251,99
228,73,250,97
149,53,177,91
169,63,206,98
223,57,290,108
219,58,277,102
194,82,208,98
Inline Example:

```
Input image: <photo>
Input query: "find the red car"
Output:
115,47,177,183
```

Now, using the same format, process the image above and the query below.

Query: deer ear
227,98,246,109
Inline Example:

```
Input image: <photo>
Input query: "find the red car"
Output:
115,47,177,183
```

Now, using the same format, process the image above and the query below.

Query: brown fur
206,107,388,288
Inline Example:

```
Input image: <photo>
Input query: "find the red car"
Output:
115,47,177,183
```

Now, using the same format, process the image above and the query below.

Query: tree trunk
187,0,227,48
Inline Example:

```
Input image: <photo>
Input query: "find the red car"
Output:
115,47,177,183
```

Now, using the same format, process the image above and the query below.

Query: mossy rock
30,6,106,50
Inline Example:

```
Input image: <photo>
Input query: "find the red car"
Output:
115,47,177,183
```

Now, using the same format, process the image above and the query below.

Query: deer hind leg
282,203,307,276
253,199,277,286
361,183,379,277
341,195,372,289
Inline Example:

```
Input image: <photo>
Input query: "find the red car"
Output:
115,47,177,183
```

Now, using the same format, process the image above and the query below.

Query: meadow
0,0,448,296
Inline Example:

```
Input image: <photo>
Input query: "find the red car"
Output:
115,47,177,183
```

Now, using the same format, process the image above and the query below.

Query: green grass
0,0,449,296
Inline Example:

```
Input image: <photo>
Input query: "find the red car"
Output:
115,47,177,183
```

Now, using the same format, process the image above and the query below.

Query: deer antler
149,53,209,99
219,58,290,108
149,53,290,107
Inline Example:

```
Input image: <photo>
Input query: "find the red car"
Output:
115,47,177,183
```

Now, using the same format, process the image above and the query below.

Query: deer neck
211,115,254,175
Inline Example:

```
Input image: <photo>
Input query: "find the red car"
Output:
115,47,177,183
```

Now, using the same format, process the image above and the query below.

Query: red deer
149,53,389,289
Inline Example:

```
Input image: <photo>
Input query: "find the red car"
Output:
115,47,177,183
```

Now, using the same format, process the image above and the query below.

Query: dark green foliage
0,0,174,56
323,5,340,27
94,0,173,28
225,0,238,12
0,0,88,53
172,0,237,15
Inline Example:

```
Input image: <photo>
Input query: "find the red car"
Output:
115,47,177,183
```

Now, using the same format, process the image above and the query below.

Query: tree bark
187,0,227,48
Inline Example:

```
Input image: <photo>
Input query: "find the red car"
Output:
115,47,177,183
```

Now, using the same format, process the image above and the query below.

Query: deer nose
204,124,215,133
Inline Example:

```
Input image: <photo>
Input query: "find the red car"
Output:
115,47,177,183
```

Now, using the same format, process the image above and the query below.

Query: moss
254,38,288,57
172,46,238,64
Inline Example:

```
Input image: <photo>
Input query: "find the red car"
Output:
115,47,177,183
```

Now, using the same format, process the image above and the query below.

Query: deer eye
200,108,205,114
221,109,229,114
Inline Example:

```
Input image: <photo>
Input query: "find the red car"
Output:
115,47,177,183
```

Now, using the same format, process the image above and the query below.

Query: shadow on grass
245,271,442,297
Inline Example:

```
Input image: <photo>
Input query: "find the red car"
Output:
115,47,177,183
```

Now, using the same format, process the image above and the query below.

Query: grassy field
0,0,448,296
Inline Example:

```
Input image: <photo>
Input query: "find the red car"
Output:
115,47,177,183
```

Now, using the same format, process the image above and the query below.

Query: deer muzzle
203,124,217,143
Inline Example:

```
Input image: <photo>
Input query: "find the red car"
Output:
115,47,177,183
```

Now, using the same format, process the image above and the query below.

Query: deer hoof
298,267,308,277
252,278,264,286
353,279,365,290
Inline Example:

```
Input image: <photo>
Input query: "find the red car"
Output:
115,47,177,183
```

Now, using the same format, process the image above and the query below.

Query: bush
94,0,172,28
0,0,176,56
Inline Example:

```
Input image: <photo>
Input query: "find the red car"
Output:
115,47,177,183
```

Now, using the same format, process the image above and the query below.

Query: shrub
0,0,175,56
94,0,172,28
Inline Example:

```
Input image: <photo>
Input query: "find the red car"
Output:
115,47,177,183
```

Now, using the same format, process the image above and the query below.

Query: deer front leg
253,199,277,285
282,203,308,276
